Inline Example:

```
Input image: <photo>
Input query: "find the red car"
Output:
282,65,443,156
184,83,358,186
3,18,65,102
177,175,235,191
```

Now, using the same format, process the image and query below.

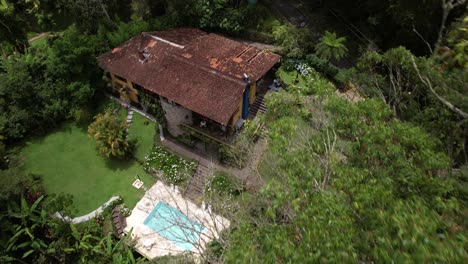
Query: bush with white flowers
284,59,313,77
144,145,197,186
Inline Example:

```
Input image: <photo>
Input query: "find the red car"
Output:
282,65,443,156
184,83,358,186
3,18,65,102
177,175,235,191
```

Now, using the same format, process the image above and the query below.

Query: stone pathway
126,109,134,134
106,94,158,123
53,196,120,224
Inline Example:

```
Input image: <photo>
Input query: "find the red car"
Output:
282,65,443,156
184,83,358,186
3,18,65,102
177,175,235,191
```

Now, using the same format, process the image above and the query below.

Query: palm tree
315,31,348,60
88,111,135,159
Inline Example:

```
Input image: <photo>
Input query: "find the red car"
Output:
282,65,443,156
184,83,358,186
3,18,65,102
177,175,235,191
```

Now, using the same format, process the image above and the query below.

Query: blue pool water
144,201,205,251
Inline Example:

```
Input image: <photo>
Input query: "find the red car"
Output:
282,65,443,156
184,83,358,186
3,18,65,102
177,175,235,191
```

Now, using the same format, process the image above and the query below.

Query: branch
413,26,433,54
411,56,468,119
435,0,467,52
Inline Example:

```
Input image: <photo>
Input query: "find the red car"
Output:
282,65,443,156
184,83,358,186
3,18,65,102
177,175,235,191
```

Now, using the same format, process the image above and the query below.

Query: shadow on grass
104,156,135,171
12,122,75,156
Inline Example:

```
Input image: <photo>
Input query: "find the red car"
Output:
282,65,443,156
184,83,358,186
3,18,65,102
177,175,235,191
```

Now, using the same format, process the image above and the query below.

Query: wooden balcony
179,123,235,148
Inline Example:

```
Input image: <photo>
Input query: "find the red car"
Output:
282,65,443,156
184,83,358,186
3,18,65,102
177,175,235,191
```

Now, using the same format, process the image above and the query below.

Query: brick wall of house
160,96,193,137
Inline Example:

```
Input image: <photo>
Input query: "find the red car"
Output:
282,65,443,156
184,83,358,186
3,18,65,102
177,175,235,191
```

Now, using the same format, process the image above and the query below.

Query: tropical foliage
224,69,466,262
205,171,242,197
315,31,348,60
0,1,467,263
0,165,139,263
88,111,135,159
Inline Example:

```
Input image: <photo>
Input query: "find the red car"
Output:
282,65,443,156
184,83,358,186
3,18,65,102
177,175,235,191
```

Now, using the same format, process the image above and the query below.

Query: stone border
53,196,120,224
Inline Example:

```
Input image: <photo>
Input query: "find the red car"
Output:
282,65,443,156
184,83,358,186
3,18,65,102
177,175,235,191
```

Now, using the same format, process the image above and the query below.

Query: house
97,28,280,143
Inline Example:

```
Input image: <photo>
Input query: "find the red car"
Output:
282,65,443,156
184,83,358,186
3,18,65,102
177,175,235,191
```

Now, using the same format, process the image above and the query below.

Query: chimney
138,48,149,63
243,73,251,84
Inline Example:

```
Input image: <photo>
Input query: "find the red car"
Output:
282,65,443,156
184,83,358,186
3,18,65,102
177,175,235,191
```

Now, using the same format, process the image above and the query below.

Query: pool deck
124,181,230,260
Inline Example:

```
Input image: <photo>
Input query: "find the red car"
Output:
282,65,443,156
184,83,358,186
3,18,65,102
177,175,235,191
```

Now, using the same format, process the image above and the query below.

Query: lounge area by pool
124,181,230,260
144,201,205,251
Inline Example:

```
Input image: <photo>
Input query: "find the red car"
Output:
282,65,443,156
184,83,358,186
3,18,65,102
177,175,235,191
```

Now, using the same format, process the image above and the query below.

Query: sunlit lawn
277,68,310,87
21,112,157,216
129,113,158,161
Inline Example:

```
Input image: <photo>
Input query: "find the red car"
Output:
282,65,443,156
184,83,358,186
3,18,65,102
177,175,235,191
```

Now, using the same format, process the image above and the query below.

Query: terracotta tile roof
97,28,281,125
180,33,281,81
147,55,245,125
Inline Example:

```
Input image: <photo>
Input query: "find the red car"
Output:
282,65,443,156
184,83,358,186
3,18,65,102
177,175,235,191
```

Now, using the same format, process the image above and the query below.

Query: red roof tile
97,28,280,125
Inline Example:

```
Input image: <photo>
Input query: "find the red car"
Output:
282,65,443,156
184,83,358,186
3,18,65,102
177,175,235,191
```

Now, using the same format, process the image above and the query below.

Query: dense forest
1,0,467,263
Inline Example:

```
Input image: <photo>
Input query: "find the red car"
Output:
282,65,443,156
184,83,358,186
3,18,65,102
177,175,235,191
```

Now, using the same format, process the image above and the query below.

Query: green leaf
22,249,35,259
30,195,45,212
106,234,112,255
70,224,80,240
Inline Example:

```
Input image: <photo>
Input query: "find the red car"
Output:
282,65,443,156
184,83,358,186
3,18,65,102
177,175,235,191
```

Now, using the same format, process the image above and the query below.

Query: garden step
248,94,267,120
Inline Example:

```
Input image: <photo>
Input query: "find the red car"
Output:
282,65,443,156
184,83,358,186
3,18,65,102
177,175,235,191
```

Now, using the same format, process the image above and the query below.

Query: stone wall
160,96,193,137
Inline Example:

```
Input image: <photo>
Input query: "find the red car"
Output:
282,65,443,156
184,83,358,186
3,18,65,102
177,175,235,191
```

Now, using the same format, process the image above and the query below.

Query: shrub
87,111,136,159
143,145,197,186
205,171,243,197
305,54,340,78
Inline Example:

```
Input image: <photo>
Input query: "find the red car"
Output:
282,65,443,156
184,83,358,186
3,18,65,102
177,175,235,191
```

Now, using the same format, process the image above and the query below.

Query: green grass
277,68,309,87
21,122,155,216
27,32,48,48
129,113,158,161
278,67,335,96
30,36,48,48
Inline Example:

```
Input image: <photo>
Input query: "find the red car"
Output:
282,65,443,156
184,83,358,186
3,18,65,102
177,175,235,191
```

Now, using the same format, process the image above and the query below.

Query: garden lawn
21,123,154,216
129,113,158,161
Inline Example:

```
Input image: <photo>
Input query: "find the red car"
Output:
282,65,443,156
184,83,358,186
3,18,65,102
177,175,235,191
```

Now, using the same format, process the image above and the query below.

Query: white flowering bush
118,204,132,217
284,59,313,77
143,145,197,186
279,61,335,96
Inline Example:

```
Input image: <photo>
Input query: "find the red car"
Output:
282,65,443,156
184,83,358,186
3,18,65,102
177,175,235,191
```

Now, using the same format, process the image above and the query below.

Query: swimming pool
144,201,205,251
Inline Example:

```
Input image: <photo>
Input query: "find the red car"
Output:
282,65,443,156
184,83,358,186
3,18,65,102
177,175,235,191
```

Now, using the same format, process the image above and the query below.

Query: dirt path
28,32,49,43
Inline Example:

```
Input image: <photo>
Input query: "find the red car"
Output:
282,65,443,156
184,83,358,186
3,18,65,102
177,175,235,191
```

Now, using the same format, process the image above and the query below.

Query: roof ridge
141,32,184,49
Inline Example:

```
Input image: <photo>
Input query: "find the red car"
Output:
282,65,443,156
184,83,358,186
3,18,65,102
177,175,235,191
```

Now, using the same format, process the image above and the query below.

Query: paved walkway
162,136,265,193
53,196,120,224
106,94,158,123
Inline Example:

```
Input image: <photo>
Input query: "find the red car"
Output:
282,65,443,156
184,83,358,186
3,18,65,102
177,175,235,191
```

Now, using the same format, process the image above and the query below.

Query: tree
272,23,313,58
131,0,151,19
58,0,115,33
443,16,468,70
352,47,467,165
315,31,348,60
222,68,466,262
190,0,252,33
88,111,135,159
0,0,30,54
